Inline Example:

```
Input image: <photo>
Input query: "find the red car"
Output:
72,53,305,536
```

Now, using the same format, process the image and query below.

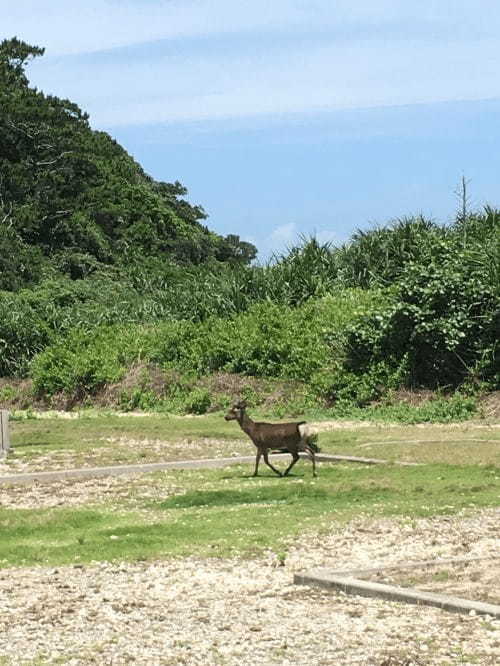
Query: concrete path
0,452,417,485
295,556,500,618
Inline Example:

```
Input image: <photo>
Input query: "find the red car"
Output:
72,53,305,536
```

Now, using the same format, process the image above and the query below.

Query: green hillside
1,38,498,419
0,37,256,290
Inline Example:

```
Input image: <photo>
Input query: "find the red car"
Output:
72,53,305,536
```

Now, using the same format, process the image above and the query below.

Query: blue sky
4,0,500,259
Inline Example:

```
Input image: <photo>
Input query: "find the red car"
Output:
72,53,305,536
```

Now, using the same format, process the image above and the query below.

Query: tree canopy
0,38,257,289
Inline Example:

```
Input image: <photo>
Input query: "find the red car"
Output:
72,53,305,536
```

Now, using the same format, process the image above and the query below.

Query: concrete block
0,410,9,457
294,567,500,618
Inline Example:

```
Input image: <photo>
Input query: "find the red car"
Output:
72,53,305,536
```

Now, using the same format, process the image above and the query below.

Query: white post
0,410,9,458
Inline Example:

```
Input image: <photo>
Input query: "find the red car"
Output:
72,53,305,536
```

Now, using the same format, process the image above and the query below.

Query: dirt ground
365,558,500,605
1,414,498,664
0,508,498,665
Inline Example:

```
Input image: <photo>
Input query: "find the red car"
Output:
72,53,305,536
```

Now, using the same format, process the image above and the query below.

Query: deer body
225,401,319,477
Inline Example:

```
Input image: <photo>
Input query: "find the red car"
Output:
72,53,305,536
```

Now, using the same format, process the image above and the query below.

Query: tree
216,234,258,265
0,37,44,86
0,37,248,288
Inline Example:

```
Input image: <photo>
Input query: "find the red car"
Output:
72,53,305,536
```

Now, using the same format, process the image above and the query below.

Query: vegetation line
0,38,498,420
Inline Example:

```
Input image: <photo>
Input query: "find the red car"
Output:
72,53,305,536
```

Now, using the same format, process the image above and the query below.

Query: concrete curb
295,558,500,618
324,454,420,466
324,555,500,578
0,452,416,485
0,454,278,485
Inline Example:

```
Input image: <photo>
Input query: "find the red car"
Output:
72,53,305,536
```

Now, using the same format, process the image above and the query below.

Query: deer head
224,400,247,421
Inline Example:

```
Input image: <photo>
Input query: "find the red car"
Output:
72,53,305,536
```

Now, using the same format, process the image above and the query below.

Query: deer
224,400,319,477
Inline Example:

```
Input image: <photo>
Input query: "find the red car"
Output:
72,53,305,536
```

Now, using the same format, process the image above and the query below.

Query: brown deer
224,400,319,477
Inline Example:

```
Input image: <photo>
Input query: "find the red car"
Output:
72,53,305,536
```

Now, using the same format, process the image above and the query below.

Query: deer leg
304,446,317,477
263,450,282,477
253,451,262,476
283,451,300,476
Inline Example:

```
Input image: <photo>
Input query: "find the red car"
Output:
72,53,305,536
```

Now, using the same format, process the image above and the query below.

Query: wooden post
0,410,9,458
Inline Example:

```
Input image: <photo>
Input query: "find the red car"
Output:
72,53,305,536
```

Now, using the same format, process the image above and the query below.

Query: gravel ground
366,559,500,605
0,436,250,474
0,509,498,665
1,417,498,664
0,472,183,510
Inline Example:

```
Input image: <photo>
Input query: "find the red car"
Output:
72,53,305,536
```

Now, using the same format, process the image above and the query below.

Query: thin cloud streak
28,35,500,127
1,0,399,56
4,0,500,56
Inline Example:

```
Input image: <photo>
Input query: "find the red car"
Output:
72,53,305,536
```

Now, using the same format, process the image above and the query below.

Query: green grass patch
0,463,498,569
7,412,499,471
8,413,249,469
159,483,330,509
319,427,500,466
11,412,239,448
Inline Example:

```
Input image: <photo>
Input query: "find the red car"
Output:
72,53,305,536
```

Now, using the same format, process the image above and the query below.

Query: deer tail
298,424,321,452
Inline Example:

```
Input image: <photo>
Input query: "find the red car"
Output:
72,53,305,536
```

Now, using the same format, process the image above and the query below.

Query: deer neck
238,410,255,437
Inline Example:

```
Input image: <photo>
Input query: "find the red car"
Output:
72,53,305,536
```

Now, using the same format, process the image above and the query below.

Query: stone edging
294,557,500,618
0,452,418,485
0,410,9,460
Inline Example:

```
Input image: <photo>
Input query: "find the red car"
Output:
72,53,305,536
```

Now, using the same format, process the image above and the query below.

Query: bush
30,289,388,400
31,325,140,396
181,388,212,414
0,291,53,376
325,393,478,423
340,233,499,398
15,209,500,412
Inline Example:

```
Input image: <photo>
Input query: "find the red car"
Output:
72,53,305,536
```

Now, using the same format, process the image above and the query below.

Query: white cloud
4,0,500,56
270,223,298,246
5,1,500,126
1,0,366,56
254,223,338,261
251,222,298,262
315,229,337,245
26,34,500,127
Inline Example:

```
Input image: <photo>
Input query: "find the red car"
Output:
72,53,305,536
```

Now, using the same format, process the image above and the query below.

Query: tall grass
31,289,387,398
2,211,499,404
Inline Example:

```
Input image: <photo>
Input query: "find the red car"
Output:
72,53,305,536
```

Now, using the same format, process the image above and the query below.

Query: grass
7,412,500,470
1,413,498,570
319,427,500,465
7,412,250,469
0,462,498,568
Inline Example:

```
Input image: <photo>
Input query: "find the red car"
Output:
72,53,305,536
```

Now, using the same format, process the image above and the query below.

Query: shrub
31,325,140,396
325,392,478,423
30,289,388,400
0,290,53,376
182,388,212,414
18,209,500,411
341,234,499,398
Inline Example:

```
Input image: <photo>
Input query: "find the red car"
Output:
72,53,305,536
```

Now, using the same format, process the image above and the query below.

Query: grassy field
0,462,498,569
6,411,500,470
7,412,246,470
319,425,500,466
0,412,498,570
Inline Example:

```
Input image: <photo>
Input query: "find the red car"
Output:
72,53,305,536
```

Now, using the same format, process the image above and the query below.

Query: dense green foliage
20,211,500,408
0,37,256,289
1,38,498,411
30,290,385,397
340,210,499,401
